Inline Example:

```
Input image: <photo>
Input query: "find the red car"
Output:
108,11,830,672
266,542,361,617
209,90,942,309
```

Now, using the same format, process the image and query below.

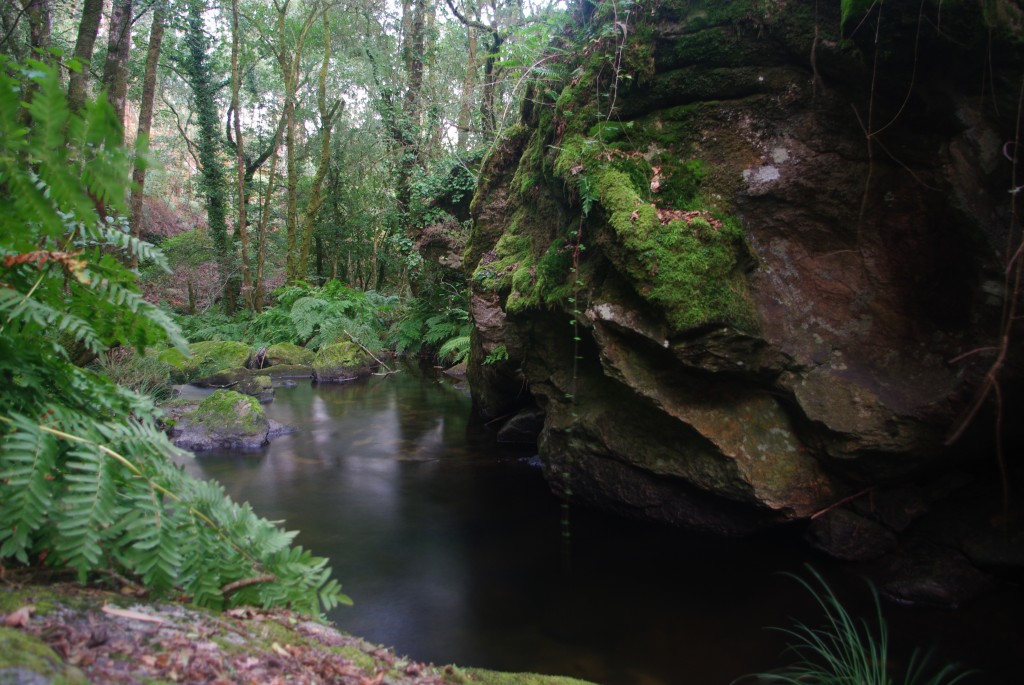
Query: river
178,371,1022,685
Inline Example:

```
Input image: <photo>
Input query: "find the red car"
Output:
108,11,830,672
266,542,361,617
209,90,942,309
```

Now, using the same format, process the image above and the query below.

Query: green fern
438,334,472,364
0,57,350,617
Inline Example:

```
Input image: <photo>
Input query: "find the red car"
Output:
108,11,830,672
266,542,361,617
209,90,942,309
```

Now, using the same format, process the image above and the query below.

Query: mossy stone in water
263,342,314,367
252,363,313,380
236,374,274,403
194,366,252,387
157,341,251,384
174,389,269,450
313,342,373,382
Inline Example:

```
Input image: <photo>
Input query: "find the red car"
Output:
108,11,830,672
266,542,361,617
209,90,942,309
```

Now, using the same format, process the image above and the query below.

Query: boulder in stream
462,0,1023,542
157,341,251,384
313,342,374,382
171,389,270,450
236,374,275,403
261,342,314,367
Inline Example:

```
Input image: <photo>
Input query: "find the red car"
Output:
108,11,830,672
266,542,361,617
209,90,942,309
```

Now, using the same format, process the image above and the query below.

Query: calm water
179,372,1022,685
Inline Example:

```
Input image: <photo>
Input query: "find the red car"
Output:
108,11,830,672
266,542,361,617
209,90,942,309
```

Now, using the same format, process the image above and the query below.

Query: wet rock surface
464,0,1022,547
313,342,376,383
168,390,272,451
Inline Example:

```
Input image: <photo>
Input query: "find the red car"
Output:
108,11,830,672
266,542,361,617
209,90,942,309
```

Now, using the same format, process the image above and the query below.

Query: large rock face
465,0,1022,534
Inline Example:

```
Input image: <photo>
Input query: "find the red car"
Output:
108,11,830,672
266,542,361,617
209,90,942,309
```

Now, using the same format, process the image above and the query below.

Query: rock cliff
465,0,1023,537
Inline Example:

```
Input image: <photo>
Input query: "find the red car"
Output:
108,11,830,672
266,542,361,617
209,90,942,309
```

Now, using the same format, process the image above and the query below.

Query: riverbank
0,576,597,685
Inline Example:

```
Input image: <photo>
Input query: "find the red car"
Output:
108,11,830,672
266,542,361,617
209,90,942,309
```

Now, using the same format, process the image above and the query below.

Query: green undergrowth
0,56,348,620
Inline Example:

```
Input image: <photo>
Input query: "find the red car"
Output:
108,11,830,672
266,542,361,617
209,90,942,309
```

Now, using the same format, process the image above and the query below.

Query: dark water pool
179,372,1022,685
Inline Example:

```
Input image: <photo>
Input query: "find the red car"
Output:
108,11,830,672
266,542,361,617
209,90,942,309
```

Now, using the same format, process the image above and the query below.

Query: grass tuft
737,566,974,685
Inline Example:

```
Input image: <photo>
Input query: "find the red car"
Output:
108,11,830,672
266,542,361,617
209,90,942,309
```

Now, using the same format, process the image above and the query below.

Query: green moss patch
156,341,252,384
313,342,373,382
192,389,268,436
596,168,755,332
263,342,314,367
0,627,88,684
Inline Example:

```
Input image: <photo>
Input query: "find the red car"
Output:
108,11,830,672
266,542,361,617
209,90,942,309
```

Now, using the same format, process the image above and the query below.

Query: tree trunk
101,0,134,132
253,142,280,311
480,31,502,137
21,0,51,54
276,0,319,282
185,0,232,313
128,8,165,269
296,7,341,280
67,0,104,113
315,235,324,282
456,25,477,149
230,0,252,306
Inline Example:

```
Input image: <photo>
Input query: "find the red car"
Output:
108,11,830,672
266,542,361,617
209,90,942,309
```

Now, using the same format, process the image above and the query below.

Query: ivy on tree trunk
184,0,234,313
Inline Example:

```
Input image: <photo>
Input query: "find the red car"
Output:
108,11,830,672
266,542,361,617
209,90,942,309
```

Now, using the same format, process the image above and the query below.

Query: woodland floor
0,572,595,685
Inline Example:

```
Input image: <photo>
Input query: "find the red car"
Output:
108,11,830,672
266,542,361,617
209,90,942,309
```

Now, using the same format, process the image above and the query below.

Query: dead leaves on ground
3,584,447,684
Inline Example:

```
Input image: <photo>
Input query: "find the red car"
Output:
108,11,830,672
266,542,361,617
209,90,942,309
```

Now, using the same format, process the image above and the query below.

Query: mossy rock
263,342,314,367
313,342,374,382
157,341,252,384
445,668,597,685
172,389,269,450
0,627,88,684
194,366,252,388
252,363,313,380
236,374,274,403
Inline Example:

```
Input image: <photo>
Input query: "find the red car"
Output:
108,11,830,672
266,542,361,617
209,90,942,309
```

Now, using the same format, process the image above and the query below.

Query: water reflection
180,372,1022,685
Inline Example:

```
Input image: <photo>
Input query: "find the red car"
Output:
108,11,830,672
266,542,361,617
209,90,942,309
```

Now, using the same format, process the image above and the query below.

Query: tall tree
296,5,343,278
274,0,319,282
20,0,51,55
184,0,232,312
229,0,252,303
101,0,134,130
455,22,477,148
67,0,104,112
128,6,166,268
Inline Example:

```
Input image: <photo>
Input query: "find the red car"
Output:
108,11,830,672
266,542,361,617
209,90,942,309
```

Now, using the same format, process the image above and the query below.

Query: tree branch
162,94,201,170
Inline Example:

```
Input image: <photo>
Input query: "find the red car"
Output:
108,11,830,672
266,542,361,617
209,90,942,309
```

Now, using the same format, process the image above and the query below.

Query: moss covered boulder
171,389,270,450
158,341,251,384
464,0,1020,537
237,374,275,403
313,342,374,382
194,366,252,388
252,363,313,380
263,342,314,367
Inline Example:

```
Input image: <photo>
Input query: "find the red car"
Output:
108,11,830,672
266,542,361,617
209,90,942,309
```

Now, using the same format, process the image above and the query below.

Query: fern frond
53,445,118,576
83,222,170,272
438,334,472,364
0,415,60,563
